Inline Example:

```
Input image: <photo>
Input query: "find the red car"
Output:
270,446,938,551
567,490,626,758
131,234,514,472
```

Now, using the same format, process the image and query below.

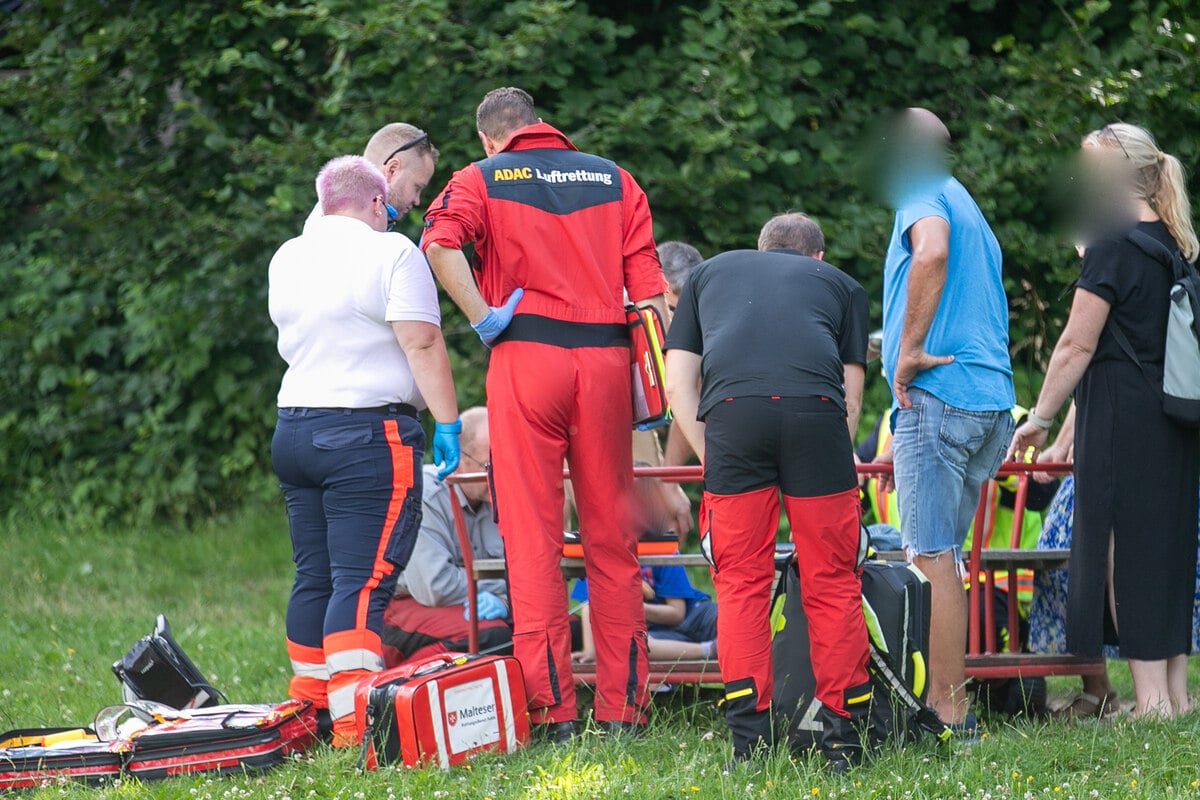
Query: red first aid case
0,700,317,788
357,653,528,769
122,700,317,780
0,728,127,789
627,304,671,430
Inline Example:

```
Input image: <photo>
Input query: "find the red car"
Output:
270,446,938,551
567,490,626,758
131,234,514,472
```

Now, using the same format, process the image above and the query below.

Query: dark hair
476,87,538,140
757,212,825,257
657,241,704,294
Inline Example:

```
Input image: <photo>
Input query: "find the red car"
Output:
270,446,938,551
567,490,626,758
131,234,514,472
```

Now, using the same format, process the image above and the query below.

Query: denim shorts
892,387,1015,558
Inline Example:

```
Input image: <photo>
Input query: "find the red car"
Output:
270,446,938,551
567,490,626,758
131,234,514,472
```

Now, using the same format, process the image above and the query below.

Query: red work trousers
487,341,649,724
703,485,869,718
380,596,512,668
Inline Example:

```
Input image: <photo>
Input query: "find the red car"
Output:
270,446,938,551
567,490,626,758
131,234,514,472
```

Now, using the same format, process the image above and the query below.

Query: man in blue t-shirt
571,565,717,661
878,108,1015,737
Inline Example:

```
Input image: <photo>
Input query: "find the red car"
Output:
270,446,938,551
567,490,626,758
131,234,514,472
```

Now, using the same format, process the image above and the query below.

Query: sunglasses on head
382,132,429,165
1102,125,1132,160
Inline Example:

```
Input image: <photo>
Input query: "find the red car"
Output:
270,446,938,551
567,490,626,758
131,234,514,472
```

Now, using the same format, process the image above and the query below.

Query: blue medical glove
470,288,525,346
433,419,462,480
465,590,508,621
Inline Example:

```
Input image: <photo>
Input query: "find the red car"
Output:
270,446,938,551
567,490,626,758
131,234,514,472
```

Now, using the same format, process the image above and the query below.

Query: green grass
4,504,1200,799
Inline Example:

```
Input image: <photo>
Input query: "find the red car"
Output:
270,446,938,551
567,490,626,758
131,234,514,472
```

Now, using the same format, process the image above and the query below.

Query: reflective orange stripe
288,675,328,707
286,640,325,665
328,668,371,746
354,419,414,629
324,629,383,662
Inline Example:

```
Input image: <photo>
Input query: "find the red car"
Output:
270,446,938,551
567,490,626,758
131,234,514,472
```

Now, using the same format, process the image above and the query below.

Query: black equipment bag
112,615,224,710
771,556,951,752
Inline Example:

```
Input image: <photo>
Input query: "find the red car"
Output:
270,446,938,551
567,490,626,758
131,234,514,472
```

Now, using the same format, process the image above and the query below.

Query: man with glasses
380,407,512,665
304,122,438,232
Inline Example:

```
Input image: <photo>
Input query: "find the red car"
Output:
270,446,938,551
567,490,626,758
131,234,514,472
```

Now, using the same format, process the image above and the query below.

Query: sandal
1051,691,1120,721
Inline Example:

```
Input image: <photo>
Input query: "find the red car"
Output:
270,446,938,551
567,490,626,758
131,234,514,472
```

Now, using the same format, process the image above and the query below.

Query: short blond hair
363,123,439,168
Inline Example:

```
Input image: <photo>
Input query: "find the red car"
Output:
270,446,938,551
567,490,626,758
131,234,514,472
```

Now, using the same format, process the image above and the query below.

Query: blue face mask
385,203,398,231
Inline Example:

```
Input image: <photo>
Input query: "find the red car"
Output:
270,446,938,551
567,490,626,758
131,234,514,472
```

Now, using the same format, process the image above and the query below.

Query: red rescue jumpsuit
421,123,666,724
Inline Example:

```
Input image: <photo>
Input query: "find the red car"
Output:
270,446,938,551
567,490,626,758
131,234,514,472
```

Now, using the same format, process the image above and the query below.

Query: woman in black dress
1010,123,1200,718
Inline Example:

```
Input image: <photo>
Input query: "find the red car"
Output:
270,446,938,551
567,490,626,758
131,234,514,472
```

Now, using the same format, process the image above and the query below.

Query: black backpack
770,556,951,752
1108,229,1200,425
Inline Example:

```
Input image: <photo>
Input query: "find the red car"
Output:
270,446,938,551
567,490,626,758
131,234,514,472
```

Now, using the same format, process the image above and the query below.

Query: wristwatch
1026,409,1054,430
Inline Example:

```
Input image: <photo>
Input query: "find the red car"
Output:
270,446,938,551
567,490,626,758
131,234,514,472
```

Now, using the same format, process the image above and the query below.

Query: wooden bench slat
970,548,1070,571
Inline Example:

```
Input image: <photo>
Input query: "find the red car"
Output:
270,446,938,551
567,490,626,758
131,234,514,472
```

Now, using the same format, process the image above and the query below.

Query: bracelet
1026,410,1054,430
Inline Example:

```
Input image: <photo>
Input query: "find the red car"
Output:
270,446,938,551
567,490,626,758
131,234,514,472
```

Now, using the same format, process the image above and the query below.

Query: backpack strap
1103,229,1180,394
1127,228,1187,281
1106,318,1147,372
867,642,953,746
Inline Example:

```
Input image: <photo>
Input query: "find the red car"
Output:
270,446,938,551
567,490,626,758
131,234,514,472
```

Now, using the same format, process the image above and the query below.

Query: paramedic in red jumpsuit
422,87,667,740
664,213,872,771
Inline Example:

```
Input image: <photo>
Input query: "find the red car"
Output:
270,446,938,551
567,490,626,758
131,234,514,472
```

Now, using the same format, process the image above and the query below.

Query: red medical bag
122,700,317,780
0,728,126,789
0,700,315,787
627,304,671,430
356,653,528,769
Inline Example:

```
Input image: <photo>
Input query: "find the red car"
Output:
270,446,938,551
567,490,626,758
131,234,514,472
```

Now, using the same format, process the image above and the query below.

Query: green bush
1,0,1197,519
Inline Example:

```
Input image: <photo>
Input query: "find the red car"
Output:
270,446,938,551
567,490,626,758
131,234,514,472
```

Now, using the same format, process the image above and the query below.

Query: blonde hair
1083,123,1198,262
363,123,439,168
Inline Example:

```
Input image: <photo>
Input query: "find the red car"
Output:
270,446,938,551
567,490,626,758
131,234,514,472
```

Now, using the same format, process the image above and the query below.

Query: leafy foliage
1,0,1197,518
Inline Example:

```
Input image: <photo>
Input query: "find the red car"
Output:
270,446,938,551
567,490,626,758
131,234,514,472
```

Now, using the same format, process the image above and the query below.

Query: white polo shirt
268,214,441,409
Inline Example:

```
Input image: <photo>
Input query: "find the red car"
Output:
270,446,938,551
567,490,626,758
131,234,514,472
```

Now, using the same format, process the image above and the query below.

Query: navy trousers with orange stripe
271,407,424,745
487,341,650,725
701,397,870,755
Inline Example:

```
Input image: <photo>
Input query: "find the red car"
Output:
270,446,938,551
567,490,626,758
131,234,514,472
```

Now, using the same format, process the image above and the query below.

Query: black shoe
818,705,864,775
723,679,775,761
533,720,581,745
596,720,644,739
315,708,333,745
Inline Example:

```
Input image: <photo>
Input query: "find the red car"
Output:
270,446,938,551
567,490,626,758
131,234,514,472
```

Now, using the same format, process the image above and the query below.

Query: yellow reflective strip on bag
860,596,888,654
911,652,927,698
0,728,95,748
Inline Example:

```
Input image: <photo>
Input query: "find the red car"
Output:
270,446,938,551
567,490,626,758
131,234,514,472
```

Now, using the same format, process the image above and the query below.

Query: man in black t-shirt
663,213,872,772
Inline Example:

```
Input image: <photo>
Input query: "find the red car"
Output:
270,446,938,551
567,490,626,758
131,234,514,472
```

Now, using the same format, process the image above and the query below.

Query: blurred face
385,151,436,215
1070,139,1138,236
